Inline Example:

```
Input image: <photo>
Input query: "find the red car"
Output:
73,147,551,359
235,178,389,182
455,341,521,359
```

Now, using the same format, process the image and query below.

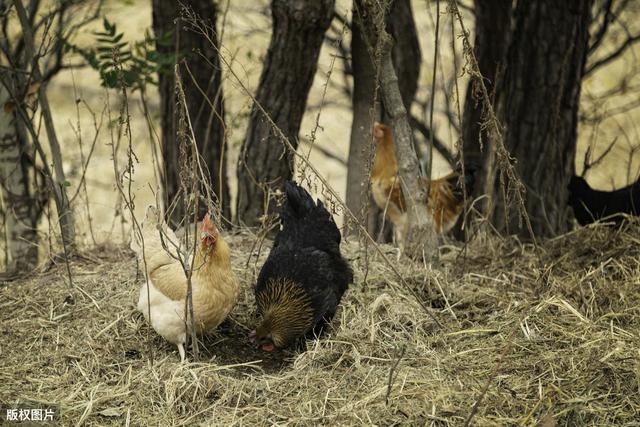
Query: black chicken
250,181,353,351
568,175,640,226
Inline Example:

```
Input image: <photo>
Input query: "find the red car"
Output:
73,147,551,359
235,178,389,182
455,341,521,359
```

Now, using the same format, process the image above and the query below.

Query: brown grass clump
1,222,639,426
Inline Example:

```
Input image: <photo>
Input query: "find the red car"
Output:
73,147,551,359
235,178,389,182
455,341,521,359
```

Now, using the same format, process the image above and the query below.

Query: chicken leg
177,343,185,363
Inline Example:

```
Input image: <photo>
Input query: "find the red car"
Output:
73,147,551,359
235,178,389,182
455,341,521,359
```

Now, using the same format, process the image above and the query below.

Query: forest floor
1,221,640,426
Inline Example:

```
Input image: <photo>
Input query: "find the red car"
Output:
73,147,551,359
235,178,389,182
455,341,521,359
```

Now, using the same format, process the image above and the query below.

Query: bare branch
586,20,640,76
409,114,456,166
588,0,614,54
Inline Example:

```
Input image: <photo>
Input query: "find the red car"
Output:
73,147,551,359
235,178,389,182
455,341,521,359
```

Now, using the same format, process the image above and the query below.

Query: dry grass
1,221,639,426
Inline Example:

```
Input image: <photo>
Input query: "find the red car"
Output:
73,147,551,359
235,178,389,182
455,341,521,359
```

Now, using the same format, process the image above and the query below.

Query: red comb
201,214,216,233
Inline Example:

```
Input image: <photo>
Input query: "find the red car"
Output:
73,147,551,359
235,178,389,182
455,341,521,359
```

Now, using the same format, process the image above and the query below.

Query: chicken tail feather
131,205,182,273
276,181,342,252
282,180,318,221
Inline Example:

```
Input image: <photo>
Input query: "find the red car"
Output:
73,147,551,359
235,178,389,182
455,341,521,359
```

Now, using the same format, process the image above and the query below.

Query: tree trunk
461,0,512,201
235,0,334,227
152,0,231,227
0,83,39,272
492,0,593,237
346,0,420,237
11,0,75,252
345,4,378,235
361,0,437,258
384,0,421,119
380,51,437,258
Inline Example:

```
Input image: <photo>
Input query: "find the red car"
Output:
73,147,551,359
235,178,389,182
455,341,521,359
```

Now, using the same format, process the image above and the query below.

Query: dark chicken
250,181,353,351
568,175,640,226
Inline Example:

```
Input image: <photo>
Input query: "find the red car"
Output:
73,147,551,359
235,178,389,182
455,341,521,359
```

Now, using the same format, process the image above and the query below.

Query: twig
299,137,347,165
426,0,441,191
175,64,200,362
409,114,456,166
385,344,406,405
463,324,518,427
447,0,537,249
586,31,640,76
107,54,154,364
299,9,349,178
588,0,614,54
582,137,618,177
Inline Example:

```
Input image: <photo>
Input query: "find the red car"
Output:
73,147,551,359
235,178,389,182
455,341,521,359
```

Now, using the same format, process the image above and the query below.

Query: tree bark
0,83,39,272
461,0,512,201
235,0,334,227
346,0,420,237
384,0,421,119
345,4,378,235
492,0,593,237
152,0,231,227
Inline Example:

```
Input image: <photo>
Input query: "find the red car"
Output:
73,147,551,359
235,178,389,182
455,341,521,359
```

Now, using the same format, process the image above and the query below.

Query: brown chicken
131,206,240,362
371,122,475,243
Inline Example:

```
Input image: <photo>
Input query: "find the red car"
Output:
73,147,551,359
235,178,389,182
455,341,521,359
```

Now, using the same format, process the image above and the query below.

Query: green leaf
103,18,115,35
123,70,138,86
102,71,119,88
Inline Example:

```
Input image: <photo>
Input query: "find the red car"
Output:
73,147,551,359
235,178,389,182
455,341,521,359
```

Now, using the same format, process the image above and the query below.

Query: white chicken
131,206,240,362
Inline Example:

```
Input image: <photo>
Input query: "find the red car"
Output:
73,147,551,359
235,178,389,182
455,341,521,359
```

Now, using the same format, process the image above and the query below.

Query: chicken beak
202,213,217,233
200,214,218,246
260,343,275,352
249,330,275,351
372,122,385,143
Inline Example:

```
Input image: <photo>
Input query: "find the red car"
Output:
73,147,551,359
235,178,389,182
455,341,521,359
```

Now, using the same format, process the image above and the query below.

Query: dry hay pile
1,222,639,426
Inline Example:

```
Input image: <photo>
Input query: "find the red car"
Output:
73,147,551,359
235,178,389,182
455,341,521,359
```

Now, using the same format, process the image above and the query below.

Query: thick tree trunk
235,0,334,227
0,83,39,272
346,0,420,237
461,0,512,201
152,0,230,227
492,0,593,237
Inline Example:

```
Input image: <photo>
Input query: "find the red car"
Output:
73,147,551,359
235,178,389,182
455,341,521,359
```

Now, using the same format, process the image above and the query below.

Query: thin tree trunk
362,0,437,258
12,0,75,251
381,52,437,257
346,0,420,238
153,0,231,227
0,83,39,272
235,0,334,227
385,0,420,119
461,0,512,202
346,0,379,236
492,0,593,237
